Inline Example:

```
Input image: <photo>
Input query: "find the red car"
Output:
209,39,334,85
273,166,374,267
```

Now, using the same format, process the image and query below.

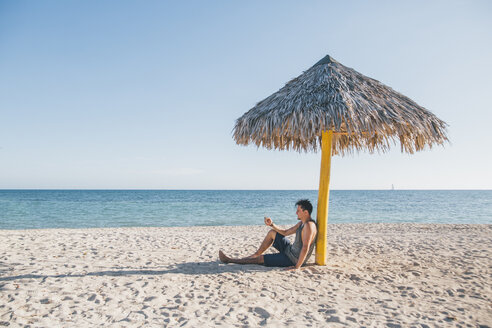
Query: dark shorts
263,232,295,267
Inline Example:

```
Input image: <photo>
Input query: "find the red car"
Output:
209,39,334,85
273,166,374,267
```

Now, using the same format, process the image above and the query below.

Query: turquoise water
0,190,490,230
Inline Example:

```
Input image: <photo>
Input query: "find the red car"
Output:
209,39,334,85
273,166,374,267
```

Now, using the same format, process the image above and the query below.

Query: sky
1,0,491,190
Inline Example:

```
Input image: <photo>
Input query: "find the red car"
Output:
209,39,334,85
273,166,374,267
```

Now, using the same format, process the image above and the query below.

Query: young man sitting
219,199,317,271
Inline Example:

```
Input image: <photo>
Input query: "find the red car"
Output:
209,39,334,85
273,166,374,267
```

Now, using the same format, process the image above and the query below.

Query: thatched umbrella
233,54,448,265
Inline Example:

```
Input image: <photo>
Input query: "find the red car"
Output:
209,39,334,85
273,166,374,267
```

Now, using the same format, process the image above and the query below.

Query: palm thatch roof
233,55,448,155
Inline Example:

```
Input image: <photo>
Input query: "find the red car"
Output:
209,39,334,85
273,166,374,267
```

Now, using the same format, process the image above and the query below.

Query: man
219,199,317,270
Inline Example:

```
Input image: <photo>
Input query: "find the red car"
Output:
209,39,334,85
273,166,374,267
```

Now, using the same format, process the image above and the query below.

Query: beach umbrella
233,54,448,265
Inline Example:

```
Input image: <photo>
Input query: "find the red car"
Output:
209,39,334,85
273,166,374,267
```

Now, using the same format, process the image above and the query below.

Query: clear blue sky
1,0,491,189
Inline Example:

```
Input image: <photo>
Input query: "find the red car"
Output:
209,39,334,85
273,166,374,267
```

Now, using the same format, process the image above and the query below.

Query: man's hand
284,266,299,271
264,217,273,226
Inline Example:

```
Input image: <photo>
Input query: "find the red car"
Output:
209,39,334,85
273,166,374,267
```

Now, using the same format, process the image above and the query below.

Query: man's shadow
0,260,275,283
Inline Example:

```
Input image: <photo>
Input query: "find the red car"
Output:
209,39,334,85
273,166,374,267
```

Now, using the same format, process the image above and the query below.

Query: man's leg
219,251,264,264
218,229,276,265
248,229,277,258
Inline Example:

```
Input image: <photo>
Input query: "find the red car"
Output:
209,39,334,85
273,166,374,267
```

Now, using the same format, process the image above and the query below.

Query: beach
0,224,490,327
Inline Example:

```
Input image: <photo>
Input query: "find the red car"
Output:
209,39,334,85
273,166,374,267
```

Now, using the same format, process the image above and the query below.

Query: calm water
0,190,490,230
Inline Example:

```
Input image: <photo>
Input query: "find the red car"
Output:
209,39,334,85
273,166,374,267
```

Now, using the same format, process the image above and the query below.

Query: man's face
296,205,308,220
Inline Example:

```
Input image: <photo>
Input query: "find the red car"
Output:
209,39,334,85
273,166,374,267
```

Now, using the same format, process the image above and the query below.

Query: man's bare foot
218,250,230,263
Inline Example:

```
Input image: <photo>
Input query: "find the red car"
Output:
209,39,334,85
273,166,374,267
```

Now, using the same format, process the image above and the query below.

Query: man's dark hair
295,199,313,215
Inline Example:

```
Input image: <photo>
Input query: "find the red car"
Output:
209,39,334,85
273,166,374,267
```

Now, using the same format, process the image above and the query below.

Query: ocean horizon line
1,188,491,191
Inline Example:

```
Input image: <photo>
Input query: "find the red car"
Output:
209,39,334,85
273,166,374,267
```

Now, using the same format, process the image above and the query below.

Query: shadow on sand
0,261,278,283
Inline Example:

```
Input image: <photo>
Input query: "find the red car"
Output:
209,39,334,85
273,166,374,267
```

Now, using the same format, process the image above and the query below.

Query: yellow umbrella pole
315,130,333,266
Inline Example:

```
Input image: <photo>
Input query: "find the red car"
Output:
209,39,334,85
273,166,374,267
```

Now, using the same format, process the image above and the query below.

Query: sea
0,190,491,230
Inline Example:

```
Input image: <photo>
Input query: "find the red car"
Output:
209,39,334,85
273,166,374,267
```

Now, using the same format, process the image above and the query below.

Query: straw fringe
233,55,448,155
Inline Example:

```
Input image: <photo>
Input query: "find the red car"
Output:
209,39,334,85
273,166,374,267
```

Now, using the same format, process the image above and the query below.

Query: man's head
295,199,313,221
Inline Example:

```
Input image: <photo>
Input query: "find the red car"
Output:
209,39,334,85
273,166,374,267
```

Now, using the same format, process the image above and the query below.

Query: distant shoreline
1,222,491,233
1,189,491,191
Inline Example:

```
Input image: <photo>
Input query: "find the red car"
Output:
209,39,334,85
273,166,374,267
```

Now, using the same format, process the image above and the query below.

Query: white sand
0,224,491,327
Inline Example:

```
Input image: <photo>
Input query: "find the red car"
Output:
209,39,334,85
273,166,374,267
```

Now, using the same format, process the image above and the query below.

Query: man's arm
267,219,301,236
292,221,316,269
